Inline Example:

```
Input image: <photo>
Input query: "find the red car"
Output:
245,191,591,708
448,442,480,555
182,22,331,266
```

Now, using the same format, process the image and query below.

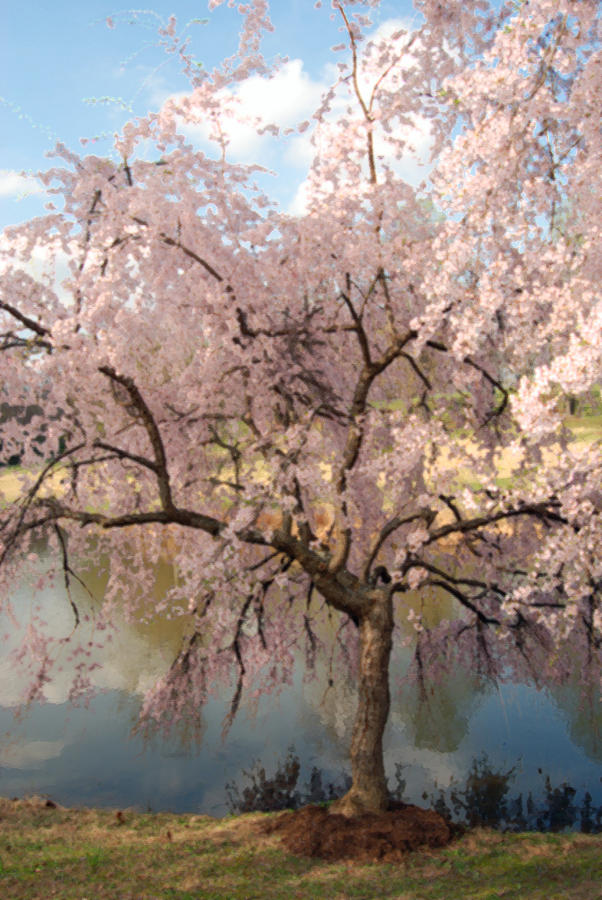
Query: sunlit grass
1,797,600,900
0,464,67,504
565,414,602,444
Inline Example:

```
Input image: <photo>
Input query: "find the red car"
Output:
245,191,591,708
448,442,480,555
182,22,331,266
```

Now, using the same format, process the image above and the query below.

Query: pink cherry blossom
0,0,600,817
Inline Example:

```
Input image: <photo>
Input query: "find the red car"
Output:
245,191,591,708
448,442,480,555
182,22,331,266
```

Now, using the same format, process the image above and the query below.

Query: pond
1,548,601,831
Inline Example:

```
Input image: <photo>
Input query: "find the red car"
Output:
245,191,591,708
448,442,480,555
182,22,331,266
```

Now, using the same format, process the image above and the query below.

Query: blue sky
0,1,422,228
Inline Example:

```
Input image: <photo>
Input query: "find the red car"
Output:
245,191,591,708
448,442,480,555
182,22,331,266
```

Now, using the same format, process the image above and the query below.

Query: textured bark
329,592,394,817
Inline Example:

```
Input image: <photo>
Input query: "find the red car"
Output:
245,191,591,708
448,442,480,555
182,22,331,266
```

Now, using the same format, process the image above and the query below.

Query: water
1,550,601,828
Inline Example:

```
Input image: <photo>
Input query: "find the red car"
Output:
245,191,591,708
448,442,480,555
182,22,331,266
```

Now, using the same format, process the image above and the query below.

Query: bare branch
53,524,80,628
425,501,568,548
362,510,434,583
0,301,51,338
338,274,372,366
92,439,159,474
98,366,173,511
425,578,501,626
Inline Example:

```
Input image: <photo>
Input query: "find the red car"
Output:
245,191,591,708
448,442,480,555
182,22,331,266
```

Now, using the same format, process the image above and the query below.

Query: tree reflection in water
225,746,602,833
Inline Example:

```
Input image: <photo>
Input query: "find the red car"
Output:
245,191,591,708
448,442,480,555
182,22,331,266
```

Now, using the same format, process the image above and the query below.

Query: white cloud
367,17,416,46
0,739,65,769
285,19,433,215
146,17,433,218
0,170,44,199
282,132,316,169
288,178,312,217
235,58,325,131
173,58,326,166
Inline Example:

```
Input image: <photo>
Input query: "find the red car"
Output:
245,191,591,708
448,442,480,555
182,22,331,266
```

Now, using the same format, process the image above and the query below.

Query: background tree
0,0,600,818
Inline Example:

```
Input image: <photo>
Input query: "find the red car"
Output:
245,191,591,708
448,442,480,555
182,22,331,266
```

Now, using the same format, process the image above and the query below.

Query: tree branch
424,501,567,548
338,274,372,366
0,301,51,338
425,578,501,626
98,366,174,511
328,328,419,573
92,439,159,474
362,509,434,583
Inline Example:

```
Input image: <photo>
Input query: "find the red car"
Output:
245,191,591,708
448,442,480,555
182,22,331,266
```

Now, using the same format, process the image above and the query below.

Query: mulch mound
257,801,452,864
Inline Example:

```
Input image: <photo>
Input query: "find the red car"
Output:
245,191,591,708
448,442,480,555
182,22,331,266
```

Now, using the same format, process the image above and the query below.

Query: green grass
565,414,602,444
1,796,601,899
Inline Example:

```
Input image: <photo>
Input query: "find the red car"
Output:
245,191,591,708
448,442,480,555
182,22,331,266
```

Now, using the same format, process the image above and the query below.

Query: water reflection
225,746,602,833
0,547,601,825
428,755,602,833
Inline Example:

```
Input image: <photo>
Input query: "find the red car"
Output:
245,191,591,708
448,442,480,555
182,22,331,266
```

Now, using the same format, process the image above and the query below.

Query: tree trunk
328,591,394,817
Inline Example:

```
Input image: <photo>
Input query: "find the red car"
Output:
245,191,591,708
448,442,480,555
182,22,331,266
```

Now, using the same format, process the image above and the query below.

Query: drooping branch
181,551,298,738
392,555,512,625
8,484,370,627
425,578,501,626
219,592,254,740
53,523,81,628
0,442,86,568
406,560,506,599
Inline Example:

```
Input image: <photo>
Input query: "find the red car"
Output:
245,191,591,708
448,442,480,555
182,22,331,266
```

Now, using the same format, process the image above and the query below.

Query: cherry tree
0,0,600,817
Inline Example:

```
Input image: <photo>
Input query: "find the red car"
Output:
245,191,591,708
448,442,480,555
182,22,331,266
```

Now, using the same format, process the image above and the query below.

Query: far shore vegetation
2,396,601,509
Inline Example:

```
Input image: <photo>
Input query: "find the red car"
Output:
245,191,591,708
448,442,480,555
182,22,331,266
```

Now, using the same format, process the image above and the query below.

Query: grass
1,796,601,899
0,464,66,505
565,414,602,444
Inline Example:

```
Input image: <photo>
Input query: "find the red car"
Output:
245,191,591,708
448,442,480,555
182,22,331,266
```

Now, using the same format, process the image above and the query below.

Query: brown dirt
256,800,452,864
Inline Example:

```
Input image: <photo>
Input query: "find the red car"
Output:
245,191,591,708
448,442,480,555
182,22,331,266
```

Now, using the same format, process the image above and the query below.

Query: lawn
1,796,601,900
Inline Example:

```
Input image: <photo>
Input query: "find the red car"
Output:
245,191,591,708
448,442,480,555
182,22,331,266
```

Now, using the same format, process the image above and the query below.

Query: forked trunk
328,592,394,818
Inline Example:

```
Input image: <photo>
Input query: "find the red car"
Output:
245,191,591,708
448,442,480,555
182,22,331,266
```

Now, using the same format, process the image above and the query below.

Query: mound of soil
257,800,452,864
